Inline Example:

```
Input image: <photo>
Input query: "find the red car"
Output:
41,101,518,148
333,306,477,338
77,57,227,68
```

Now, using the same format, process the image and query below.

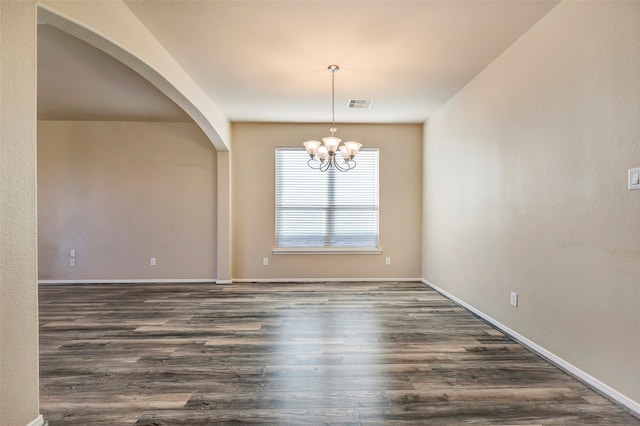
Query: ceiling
37,0,559,124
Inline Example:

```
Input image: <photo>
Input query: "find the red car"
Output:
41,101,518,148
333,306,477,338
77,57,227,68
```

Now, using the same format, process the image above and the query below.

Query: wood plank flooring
39,281,639,425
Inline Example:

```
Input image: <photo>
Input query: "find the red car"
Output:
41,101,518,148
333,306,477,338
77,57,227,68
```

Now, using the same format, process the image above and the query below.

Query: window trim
273,247,382,255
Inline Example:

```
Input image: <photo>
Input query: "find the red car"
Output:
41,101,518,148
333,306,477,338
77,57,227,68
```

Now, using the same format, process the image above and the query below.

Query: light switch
629,168,640,190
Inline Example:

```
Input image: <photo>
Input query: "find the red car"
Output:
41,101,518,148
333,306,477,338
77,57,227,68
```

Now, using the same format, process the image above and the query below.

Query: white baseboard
38,278,217,285
422,278,640,417
38,278,420,285
26,414,45,426
232,277,422,283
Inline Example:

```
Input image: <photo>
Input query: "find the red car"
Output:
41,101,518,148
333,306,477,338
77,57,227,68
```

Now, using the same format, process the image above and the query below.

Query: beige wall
39,0,231,150
216,151,232,282
0,1,41,425
423,1,640,404
38,121,218,281
232,122,422,280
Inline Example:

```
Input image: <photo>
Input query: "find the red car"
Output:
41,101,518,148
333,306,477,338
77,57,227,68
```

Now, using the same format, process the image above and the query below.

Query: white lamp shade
339,145,350,161
344,141,362,158
317,145,329,160
303,140,321,157
322,136,341,153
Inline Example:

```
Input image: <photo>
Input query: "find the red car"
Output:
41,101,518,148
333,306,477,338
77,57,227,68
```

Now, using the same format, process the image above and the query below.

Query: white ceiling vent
348,99,373,109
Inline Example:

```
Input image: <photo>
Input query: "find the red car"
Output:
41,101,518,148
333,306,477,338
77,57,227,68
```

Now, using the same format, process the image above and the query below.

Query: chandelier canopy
302,65,362,172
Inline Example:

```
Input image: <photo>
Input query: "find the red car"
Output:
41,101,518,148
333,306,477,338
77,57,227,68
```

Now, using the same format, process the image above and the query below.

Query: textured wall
38,121,218,281
232,122,422,281
423,1,640,404
0,1,41,425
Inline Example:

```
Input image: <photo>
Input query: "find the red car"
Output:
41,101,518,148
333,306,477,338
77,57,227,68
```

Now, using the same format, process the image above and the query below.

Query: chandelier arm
333,156,350,172
307,158,321,170
333,159,343,172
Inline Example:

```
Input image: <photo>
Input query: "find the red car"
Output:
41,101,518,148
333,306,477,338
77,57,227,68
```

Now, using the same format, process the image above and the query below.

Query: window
275,147,379,252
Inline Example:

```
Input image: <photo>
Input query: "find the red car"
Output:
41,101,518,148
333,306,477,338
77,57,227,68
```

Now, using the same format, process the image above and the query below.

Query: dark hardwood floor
39,281,639,425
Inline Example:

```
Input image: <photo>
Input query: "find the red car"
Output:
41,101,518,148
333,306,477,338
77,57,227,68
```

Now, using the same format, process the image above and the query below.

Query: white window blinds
275,147,379,249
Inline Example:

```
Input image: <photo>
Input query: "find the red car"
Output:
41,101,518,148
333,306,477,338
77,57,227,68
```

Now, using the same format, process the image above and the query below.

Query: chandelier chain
331,67,336,135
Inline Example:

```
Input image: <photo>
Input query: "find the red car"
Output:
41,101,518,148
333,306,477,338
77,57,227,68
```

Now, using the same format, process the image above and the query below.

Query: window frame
273,147,381,255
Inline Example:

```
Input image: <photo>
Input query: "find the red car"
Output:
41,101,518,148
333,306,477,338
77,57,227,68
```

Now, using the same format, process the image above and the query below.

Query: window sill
273,248,382,255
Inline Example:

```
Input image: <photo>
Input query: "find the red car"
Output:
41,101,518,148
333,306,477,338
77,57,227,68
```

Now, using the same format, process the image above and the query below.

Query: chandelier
302,65,362,172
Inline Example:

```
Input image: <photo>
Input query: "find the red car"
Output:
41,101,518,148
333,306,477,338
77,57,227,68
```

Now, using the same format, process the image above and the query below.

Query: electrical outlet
70,258,76,267
263,257,269,266
385,257,391,265
150,257,157,266
70,248,76,257
629,168,640,190
510,291,518,307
